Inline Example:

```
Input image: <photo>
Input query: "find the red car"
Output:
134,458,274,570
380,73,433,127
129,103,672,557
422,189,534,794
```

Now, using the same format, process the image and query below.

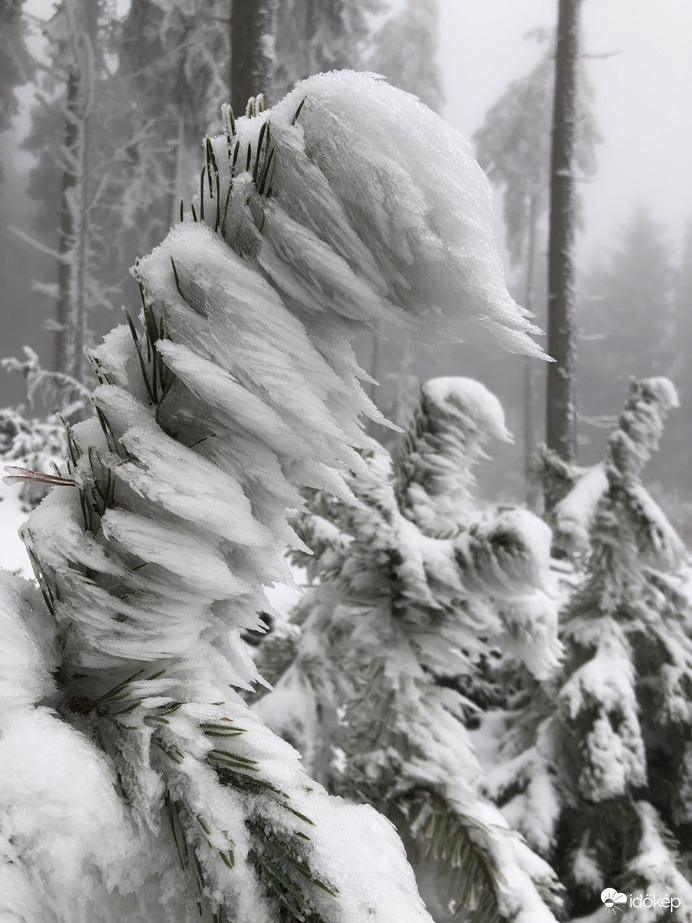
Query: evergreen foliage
19,0,230,379
255,378,563,922
0,73,543,921
21,0,135,380
0,348,87,508
490,377,692,920
117,0,229,240
0,0,30,144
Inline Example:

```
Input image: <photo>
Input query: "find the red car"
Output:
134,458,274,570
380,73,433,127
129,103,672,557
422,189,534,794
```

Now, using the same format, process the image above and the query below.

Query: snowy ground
0,476,31,577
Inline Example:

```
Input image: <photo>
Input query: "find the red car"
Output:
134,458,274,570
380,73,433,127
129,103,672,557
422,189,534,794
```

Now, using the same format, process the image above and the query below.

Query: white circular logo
601,888,627,909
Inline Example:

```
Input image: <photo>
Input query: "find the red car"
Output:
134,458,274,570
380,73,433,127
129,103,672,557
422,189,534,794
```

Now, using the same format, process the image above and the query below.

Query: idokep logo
601,888,682,914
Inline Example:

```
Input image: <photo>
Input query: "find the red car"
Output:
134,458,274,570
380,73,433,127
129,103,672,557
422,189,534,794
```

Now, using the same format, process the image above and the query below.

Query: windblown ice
1,72,546,922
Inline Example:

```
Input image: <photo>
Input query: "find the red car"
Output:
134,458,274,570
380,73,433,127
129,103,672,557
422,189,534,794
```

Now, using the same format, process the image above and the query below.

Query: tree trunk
546,0,581,470
230,0,276,114
55,0,96,384
56,70,78,376
523,195,542,512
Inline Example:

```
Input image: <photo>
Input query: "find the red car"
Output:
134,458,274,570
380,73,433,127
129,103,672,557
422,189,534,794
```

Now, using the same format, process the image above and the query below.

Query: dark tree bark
55,0,97,384
230,0,275,114
56,71,78,376
546,0,582,469
523,194,542,512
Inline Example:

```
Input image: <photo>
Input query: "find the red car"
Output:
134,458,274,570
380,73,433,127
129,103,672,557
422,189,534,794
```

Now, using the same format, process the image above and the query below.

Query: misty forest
0,1,691,922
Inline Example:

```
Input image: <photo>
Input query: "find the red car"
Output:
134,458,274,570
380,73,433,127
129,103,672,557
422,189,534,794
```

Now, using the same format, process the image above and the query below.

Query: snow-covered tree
27,0,115,382
578,205,674,430
366,0,443,111
115,0,229,257
272,0,381,101
475,36,599,504
490,377,692,920
0,347,87,508
0,72,546,921
0,0,30,157
255,377,563,922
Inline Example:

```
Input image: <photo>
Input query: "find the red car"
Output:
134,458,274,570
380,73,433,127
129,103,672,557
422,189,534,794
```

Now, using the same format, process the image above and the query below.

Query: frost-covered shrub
489,378,692,920
0,73,547,922
649,482,692,551
0,348,89,508
255,377,563,922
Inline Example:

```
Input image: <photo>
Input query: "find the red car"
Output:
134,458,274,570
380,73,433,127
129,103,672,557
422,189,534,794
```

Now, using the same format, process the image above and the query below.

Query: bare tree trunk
546,0,581,473
523,195,542,512
230,0,276,114
56,71,78,375
55,0,96,384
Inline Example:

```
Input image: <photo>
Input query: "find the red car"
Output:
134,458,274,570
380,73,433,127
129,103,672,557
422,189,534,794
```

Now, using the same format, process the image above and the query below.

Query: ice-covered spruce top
488,378,692,916
395,376,512,535
4,73,545,923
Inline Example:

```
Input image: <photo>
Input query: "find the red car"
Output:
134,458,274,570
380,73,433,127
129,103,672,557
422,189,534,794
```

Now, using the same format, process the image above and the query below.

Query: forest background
1,0,691,531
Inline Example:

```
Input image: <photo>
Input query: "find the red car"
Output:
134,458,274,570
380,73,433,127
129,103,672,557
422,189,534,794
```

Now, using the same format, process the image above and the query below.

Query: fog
440,0,692,260
1,1,690,516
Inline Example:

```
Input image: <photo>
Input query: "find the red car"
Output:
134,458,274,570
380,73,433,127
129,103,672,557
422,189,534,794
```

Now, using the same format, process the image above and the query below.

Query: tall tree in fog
578,205,673,422
547,0,582,467
363,0,443,423
668,221,692,477
231,0,276,112
670,221,692,409
475,43,598,502
0,0,45,407
367,0,443,111
28,0,109,384
0,0,30,178
19,0,230,386
117,0,228,249
272,0,380,100
491,378,692,918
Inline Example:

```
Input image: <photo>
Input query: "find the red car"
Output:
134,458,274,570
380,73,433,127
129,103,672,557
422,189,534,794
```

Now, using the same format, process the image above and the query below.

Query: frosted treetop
198,70,545,356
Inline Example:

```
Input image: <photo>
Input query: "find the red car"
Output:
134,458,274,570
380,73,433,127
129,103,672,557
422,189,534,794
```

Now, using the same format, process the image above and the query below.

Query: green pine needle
292,97,307,125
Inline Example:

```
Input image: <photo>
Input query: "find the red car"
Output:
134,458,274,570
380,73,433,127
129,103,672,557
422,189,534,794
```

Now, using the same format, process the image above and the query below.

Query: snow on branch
1,71,546,921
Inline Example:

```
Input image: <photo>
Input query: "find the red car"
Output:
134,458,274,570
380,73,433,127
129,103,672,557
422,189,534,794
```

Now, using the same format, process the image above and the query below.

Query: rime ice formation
2,72,545,921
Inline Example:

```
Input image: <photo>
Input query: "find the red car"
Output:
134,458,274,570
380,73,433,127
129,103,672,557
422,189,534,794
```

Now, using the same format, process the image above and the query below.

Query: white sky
439,0,692,262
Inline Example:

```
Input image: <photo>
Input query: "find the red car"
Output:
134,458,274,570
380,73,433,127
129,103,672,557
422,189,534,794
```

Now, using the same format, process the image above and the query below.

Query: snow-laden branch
2,72,546,921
